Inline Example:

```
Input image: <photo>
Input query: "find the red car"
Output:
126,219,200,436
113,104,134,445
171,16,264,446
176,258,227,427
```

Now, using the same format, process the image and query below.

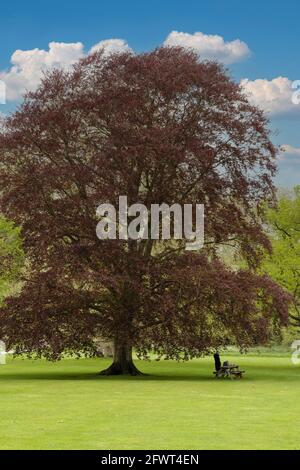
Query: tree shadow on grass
0,370,216,382
0,368,298,382
0,359,298,382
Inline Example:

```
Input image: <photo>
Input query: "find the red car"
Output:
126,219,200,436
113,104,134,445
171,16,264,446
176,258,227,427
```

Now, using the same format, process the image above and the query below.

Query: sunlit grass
0,354,299,449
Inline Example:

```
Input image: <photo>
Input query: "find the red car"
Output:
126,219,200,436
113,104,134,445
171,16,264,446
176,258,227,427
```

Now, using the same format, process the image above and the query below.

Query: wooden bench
213,363,245,379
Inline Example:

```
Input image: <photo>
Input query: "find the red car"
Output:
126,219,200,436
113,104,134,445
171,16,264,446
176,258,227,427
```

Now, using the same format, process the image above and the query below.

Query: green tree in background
262,186,300,330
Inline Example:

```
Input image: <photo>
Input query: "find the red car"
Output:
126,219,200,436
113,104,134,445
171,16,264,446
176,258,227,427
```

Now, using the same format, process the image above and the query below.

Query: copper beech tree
0,48,291,375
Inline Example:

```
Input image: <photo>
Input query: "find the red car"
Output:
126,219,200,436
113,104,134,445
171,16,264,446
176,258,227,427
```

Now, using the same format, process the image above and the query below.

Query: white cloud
163,31,250,64
0,33,251,102
0,42,84,101
241,77,300,117
0,39,132,101
89,38,132,56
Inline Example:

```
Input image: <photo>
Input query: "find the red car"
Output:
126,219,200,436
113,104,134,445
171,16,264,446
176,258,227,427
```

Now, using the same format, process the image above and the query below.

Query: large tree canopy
0,47,291,374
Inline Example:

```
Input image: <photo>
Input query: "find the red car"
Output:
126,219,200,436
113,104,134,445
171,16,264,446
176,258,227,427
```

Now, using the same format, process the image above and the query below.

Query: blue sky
0,0,299,187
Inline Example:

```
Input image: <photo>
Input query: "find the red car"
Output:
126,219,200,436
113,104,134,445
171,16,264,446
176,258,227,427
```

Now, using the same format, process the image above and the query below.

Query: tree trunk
99,339,143,376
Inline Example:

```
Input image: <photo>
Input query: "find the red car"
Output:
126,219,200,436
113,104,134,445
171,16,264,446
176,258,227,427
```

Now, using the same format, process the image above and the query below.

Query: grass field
0,354,299,450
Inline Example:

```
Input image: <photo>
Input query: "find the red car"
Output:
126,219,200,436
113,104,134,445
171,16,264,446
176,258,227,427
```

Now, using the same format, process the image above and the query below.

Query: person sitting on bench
213,353,245,379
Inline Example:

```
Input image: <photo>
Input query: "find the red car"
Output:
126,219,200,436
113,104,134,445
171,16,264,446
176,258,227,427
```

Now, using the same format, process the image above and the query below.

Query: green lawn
0,354,299,450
